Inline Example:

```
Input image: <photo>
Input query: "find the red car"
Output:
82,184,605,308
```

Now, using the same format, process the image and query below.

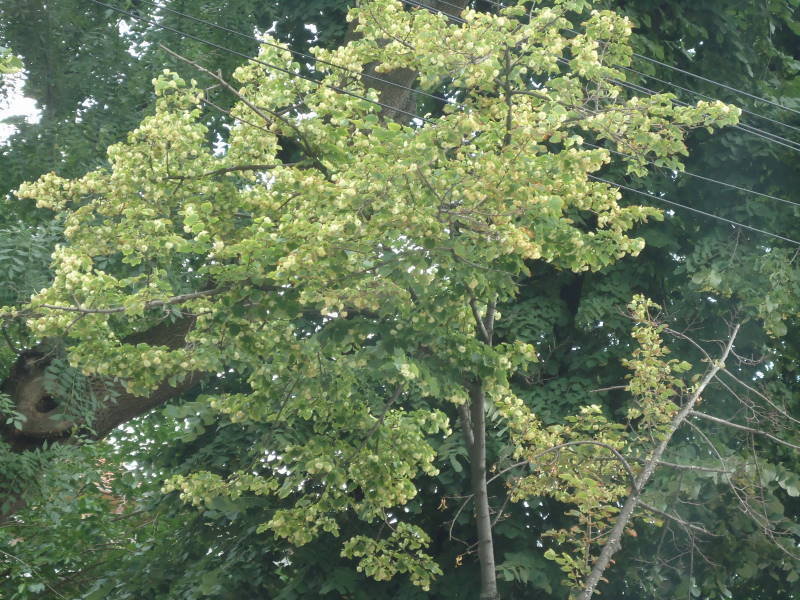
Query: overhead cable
396,0,800,153
129,0,800,209
553,57,800,155
88,0,800,246
589,176,800,247
88,0,436,124
484,0,800,120
134,0,452,107
580,140,800,211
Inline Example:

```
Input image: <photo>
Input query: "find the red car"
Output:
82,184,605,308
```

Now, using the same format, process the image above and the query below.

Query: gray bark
467,382,499,600
577,325,740,600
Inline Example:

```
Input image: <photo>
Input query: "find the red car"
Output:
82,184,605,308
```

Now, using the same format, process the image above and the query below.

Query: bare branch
577,323,740,600
469,297,491,344
485,440,638,490
35,288,225,316
648,459,731,474
160,45,329,176
689,410,800,451
720,368,800,426
589,385,627,393
484,298,496,344
163,164,285,181
638,501,719,537
160,44,288,131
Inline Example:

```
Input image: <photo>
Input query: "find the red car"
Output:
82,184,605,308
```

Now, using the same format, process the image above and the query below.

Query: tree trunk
467,382,499,600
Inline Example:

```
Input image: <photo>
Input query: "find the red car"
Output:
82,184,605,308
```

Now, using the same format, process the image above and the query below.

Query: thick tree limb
347,0,470,120
0,0,471,530
1,317,201,452
1,316,203,522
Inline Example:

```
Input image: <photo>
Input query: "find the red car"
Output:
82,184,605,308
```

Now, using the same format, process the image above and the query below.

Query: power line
616,63,800,138
89,0,799,246
580,139,800,211
144,0,800,155
559,27,800,123
88,0,436,125
397,0,800,154
589,176,800,246
632,52,800,120
130,0,800,210
606,71,800,154
134,0,453,108
485,0,800,120
548,54,800,155
612,63,800,151
402,0,470,17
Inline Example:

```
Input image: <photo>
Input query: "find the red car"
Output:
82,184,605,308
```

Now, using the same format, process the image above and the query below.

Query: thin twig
720,368,800,426
356,384,404,452
689,410,800,451
160,44,329,176
163,163,288,181
0,548,68,600
638,501,718,537
37,288,225,315
160,44,291,132
590,385,627,393
643,458,731,474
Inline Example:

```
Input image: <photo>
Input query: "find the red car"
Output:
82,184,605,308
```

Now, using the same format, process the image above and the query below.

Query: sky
0,72,40,142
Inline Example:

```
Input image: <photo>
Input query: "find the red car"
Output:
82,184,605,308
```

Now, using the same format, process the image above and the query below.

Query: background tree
1,0,799,599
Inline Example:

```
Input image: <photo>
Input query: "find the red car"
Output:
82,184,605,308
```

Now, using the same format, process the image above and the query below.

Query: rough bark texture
0,0,471,452
0,318,201,521
1,318,199,453
348,0,469,119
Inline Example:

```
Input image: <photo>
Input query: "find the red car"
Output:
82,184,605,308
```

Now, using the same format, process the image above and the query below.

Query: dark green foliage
0,221,61,304
1,1,800,599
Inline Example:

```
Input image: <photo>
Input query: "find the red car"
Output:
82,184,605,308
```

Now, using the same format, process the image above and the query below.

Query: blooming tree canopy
8,0,739,595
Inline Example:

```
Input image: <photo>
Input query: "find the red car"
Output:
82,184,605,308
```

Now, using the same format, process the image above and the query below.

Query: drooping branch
162,164,286,181
1,288,224,321
577,324,741,600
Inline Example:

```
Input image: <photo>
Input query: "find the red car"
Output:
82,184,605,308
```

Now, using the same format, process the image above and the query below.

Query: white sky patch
0,71,41,143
